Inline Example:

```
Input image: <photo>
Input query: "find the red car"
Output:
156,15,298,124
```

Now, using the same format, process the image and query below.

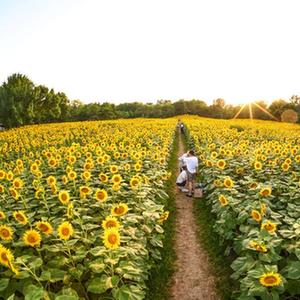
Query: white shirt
183,156,198,174
176,170,187,184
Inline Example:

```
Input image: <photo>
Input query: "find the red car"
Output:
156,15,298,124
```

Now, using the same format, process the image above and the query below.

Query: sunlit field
0,119,175,299
0,116,300,300
184,116,300,299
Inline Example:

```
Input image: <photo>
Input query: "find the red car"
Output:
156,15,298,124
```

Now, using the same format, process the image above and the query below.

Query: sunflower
62,175,68,185
281,162,290,172
223,177,234,189
58,221,74,240
255,244,267,253
235,167,244,174
99,173,108,183
30,163,39,174
68,170,77,181
0,225,13,241
35,188,44,199
211,151,218,159
0,211,5,220
23,230,41,247
0,184,4,193
217,159,226,170
36,171,43,179
12,178,23,189
102,216,120,230
111,203,129,217
158,211,169,224
112,184,121,192
0,244,14,267
251,210,262,222
260,203,267,216
9,188,20,200
81,171,91,181
124,163,131,171
48,157,57,168
213,179,222,187
259,272,282,287
51,184,58,195
35,221,53,235
79,186,91,198
249,182,258,189
218,194,228,206
84,162,93,172
103,228,120,249
205,160,213,167
0,170,6,180
58,190,70,205
68,155,76,165
96,156,105,165
261,220,277,233
67,203,74,219
254,161,262,170
112,174,122,184
259,187,272,197
249,241,267,253
95,189,108,202
6,171,14,181
110,165,118,174
285,158,292,164
13,211,28,225
47,175,57,186
134,163,142,172
130,177,141,190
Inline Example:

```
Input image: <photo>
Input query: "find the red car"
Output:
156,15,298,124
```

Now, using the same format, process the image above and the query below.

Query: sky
0,0,300,105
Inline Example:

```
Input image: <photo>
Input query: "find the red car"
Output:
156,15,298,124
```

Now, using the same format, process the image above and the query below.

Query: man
183,150,198,197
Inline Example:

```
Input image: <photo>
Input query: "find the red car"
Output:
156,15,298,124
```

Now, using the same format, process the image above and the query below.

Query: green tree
0,74,36,127
268,99,289,119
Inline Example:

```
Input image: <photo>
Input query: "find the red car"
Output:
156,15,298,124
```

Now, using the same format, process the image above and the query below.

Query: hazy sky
0,0,300,105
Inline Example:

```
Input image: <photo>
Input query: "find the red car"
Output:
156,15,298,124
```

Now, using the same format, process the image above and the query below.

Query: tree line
0,73,299,128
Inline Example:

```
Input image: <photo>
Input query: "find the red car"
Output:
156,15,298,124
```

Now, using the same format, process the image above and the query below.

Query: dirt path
170,133,220,300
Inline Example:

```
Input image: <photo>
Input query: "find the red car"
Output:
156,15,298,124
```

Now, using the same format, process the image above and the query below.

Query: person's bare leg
188,181,192,196
191,179,195,194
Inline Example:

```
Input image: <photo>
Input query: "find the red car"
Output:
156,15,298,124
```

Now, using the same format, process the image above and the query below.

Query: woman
176,165,188,192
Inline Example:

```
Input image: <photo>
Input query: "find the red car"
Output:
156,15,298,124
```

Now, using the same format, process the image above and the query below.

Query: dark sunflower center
39,224,48,232
264,276,277,284
106,221,116,228
62,228,70,236
108,233,117,244
1,229,9,237
114,207,124,214
1,252,8,262
28,235,37,243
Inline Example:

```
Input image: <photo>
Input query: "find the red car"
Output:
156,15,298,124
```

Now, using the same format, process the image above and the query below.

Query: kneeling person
176,166,188,192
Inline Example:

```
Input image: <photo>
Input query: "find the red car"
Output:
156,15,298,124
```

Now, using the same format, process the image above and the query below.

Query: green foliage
0,74,70,128
145,131,178,300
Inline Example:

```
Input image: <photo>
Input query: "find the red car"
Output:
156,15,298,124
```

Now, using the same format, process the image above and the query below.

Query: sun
233,102,278,120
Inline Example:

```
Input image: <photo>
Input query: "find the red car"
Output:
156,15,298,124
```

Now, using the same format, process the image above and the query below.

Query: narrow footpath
170,133,220,300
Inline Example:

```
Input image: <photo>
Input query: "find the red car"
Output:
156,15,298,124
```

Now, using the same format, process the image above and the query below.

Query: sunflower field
0,119,176,300
185,116,300,300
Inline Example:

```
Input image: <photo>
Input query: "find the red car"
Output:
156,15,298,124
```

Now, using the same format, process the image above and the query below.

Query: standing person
180,123,184,134
177,119,182,132
183,150,198,197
